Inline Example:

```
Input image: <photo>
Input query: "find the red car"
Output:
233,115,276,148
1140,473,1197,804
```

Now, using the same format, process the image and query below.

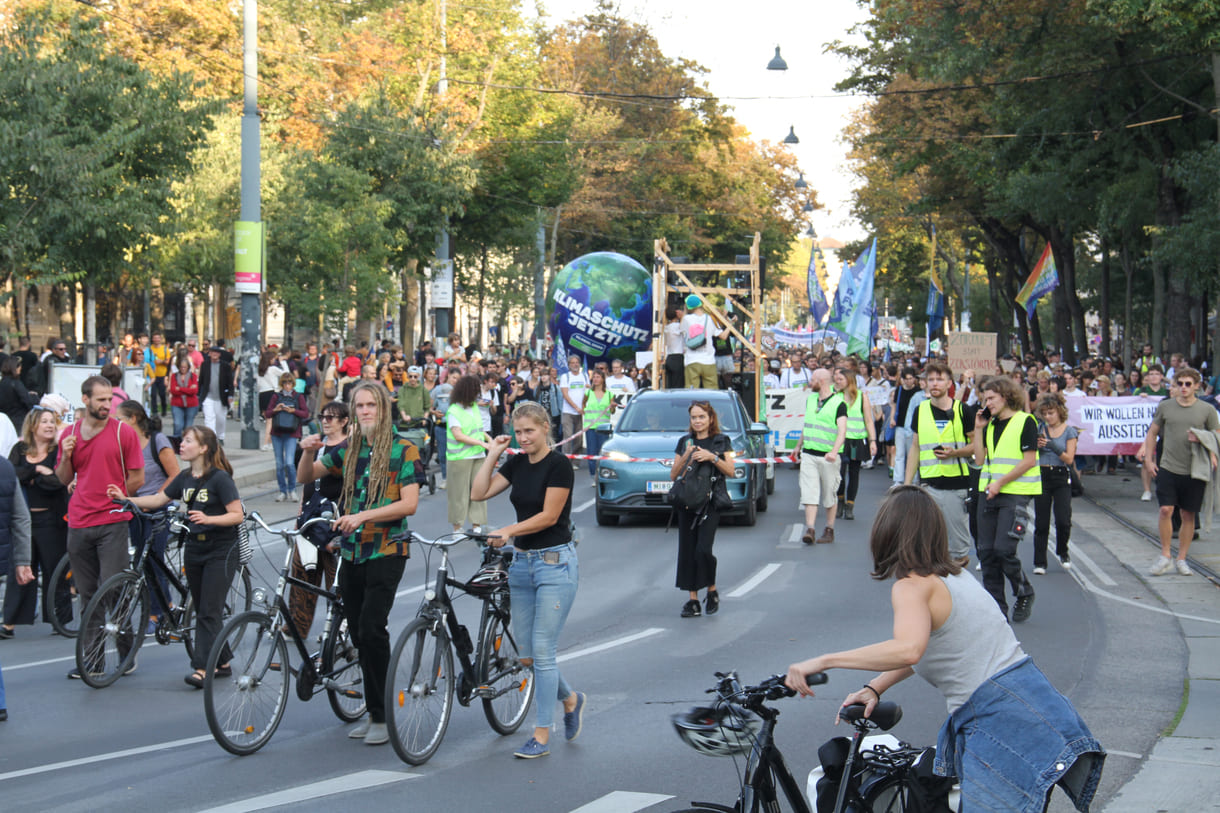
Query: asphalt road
0,463,1185,813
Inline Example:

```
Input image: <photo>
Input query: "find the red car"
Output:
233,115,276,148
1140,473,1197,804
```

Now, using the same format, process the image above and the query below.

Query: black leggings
1033,467,1072,568
675,506,719,592
837,458,862,502
3,510,69,626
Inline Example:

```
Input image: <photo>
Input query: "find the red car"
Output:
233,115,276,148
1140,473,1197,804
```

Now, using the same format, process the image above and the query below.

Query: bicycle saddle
838,701,903,730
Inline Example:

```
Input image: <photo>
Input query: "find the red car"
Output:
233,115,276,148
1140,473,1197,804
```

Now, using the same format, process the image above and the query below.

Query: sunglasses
1176,381,1196,387
319,413,344,421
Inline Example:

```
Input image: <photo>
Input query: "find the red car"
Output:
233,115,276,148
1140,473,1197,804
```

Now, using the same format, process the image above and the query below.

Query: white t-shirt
681,313,715,365
764,373,781,390
607,374,636,395
663,322,685,356
781,367,811,389
559,370,589,415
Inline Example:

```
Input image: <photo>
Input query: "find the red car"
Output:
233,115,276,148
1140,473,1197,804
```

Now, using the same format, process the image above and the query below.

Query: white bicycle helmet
672,704,762,758
467,561,508,594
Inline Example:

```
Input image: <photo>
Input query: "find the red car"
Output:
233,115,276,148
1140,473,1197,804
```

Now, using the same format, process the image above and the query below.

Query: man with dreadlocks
301,380,420,746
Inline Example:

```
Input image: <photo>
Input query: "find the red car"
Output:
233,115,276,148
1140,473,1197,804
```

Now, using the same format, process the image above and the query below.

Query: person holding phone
1033,394,1077,573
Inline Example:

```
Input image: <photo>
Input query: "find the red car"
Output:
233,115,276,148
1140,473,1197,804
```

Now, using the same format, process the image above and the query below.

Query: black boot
843,501,855,521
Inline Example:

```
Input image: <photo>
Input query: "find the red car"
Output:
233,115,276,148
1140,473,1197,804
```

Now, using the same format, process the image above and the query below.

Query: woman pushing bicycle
470,401,586,759
108,426,242,688
784,486,1105,812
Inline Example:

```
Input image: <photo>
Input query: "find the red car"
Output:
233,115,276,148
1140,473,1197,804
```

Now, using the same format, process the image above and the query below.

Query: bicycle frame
687,712,812,813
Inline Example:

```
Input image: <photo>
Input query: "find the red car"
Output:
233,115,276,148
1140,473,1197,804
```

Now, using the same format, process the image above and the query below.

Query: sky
536,0,872,249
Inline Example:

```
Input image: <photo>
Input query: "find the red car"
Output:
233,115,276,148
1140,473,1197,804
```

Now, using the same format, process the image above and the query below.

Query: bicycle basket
671,704,761,758
236,513,253,565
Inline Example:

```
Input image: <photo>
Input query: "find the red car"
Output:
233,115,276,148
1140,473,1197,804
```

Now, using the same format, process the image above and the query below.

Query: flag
826,238,877,356
926,279,944,335
882,345,892,364
1015,243,1059,318
807,243,829,326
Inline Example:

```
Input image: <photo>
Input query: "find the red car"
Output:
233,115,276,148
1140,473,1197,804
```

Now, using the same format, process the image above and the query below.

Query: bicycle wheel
861,772,912,813
76,572,148,689
203,610,289,756
49,553,82,638
478,605,533,735
180,563,254,661
386,616,454,765
321,615,365,722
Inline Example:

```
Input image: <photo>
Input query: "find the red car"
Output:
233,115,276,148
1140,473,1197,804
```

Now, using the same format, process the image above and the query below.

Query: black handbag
272,393,302,434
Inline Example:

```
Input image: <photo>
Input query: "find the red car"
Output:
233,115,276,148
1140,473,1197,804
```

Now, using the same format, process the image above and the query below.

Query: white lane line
726,563,783,599
1068,547,1116,586
787,524,802,544
1107,749,1144,760
1067,562,1220,624
558,628,664,663
569,791,674,813
573,498,595,513
197,770,419,813
0,735,213,783
5,654,75,672
395,582,430,598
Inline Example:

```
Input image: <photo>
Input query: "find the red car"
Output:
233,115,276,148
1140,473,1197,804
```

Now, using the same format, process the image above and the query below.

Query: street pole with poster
430,259,454,346
235,0,262,451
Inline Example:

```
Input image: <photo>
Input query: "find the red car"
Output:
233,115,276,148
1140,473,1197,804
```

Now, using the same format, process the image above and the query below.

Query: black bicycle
48,552,82,637
75,501,253,688
203,511,363,756
385,531,533,765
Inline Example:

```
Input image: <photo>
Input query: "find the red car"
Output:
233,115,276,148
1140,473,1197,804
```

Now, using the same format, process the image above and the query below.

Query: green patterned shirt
321,437,419,563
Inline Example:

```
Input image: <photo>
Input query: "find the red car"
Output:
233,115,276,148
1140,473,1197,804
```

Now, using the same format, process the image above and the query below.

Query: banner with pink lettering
1067,395,1163,455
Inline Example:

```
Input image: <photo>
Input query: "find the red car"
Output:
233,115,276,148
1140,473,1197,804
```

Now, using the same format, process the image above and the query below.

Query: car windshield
618,398,742,433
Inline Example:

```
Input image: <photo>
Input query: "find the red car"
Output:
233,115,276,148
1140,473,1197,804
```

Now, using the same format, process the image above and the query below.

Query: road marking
395,582,430,598
788,524,802,544
573,498,595,513
1108,749,1143,760
1068,563,1220,625
5,654,76,672
0,735,213,782
727,563,783,599
558,628,664,663
197,770,419,813
569,791,674,813
1068,547,1116,586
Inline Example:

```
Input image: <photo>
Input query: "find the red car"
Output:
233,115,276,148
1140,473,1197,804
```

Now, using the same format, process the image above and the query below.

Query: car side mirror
747,422,769,436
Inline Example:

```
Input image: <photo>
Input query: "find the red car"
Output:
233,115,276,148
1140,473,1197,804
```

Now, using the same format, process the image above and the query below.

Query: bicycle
48,552,82,637
385,530,534,765
75,501,253,688
202,511,364,756
672,671,955,813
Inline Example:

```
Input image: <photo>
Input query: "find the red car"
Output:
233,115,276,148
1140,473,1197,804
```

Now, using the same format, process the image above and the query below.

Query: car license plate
646,481,673,494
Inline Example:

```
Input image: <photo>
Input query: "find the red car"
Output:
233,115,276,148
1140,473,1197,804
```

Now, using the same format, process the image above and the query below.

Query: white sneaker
438,479,447,490
1149,556,1172,576
274,492,286,503
1175,559,1192,576
348,718,371,738
862,461,874,470
1140,490,1152,502
472,525,483,535
975,561,982,571
1059,557,1072,570
1032,567,1046,575
364,722,389,745
261,443,272,452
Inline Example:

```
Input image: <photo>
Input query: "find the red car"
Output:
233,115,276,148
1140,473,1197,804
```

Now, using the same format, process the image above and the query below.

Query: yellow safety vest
843,394,866,440
981,411,1042,495
802,392,844,453
446,403,486,460
584,390,613,429
915,400,968,480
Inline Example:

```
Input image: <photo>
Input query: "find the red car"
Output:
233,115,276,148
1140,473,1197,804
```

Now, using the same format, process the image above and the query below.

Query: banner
1069,395,1162,455
234,221,264,294
946,331,997,375
768,327,817,347
765,388,809,451
807,244,830,326
1015,243,1059,318
546,251,653,367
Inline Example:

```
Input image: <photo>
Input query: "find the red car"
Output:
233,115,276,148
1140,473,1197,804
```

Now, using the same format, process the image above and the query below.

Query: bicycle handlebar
247,510,333,540
710,670,828,705
110,498,183,522
395,530,499,548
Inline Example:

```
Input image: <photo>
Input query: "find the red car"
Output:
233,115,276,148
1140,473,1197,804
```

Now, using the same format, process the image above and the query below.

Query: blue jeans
433,424,447,477
508,543,578,729
272,434,299,495
585,428,606,475
172,405,198,437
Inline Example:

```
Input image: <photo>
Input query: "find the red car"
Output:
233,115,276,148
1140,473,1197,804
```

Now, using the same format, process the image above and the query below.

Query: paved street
0,440,1209,812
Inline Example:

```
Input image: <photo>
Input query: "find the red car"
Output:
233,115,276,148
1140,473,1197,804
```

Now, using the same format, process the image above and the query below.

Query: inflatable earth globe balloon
547,251,653,366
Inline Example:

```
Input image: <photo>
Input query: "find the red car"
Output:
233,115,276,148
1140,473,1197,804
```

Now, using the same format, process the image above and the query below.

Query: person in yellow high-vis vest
796,368,847,545
971,375,1041,623
904,361,976,566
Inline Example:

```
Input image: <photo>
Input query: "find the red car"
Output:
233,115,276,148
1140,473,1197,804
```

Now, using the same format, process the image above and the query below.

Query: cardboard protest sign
947,332,998,376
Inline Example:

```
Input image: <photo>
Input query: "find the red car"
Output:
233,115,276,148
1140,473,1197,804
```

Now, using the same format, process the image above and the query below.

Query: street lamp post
237,0,261,450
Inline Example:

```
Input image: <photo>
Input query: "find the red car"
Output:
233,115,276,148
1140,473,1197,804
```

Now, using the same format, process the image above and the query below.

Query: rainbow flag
1015,243,1058,318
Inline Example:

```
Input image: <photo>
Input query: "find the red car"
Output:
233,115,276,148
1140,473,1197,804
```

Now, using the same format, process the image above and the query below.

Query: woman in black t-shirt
111,426,244,688
670,400,735,618
470,402,584,760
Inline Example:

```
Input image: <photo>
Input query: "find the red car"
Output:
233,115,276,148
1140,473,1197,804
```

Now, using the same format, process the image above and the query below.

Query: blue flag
807,244,829,326
926,279,944,335
826,238,877,356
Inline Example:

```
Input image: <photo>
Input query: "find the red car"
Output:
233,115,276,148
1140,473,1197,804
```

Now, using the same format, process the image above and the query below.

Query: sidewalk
1080,468,1220,812
210,414,280,494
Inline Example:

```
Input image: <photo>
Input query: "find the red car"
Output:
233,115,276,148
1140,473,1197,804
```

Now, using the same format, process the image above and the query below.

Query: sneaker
438,478,447,490
680,599,702,618
1059,556,1072,570
261,443,271,452
862,460,874,470
0,627,13,639
364,722,389,745
975,561,982,571
1175,559,1193,576
472,525,483,535
514,737,550,759
348,718,371,739
815,527,835,544
563,692,587,741
1140,490,1152,502
275,492,287,503
704,589,720,615
1149,556,1172,576
1012,592,1035,623
801,527,816,545
66,668,81,680
1032,567,1046,575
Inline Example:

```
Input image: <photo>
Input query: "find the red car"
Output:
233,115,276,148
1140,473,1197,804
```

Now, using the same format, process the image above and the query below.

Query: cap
685,294,702,309
769,360,781,370
407,365,422,375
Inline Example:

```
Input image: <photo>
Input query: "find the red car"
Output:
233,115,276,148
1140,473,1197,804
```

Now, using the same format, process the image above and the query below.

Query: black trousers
184,539,239,671
665,353,685,389
3,510,70,626
837,458,862,502
976,493,1033,616
150,376,168,415
339,555,407,723
675,506,719,592
1033,467,1072,568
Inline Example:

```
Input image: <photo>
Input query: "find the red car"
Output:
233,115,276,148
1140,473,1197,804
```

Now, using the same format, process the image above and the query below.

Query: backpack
271,392,303,434
669,436,716,511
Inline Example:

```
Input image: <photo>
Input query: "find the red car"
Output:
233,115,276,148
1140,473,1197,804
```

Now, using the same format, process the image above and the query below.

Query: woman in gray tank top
785,486,1105,812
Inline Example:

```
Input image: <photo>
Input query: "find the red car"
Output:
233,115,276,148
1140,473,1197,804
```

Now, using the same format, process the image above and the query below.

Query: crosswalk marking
569,791,674,813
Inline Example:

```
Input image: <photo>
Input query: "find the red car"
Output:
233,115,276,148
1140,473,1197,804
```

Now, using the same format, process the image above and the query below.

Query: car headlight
598,468,618,479
604,451,631,462
733,467,746,479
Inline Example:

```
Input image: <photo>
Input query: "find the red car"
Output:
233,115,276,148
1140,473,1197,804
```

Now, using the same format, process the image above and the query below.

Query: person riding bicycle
470,401,585,759
300,381,420,746
784,485,1105,812
109,425,242,688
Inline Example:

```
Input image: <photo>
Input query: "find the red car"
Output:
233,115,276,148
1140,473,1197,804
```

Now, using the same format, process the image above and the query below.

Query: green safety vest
584,390,613,430
802,392,845,453
843,393,866,440
981,411,1042,495
446,403,486,460
915,400,968,480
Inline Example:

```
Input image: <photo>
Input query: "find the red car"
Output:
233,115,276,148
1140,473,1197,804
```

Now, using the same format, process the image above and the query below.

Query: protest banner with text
1068,395,1163,455
947,332,998,376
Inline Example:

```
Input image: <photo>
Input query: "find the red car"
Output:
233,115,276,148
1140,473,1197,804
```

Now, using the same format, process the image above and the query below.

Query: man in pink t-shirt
56,376,145,679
